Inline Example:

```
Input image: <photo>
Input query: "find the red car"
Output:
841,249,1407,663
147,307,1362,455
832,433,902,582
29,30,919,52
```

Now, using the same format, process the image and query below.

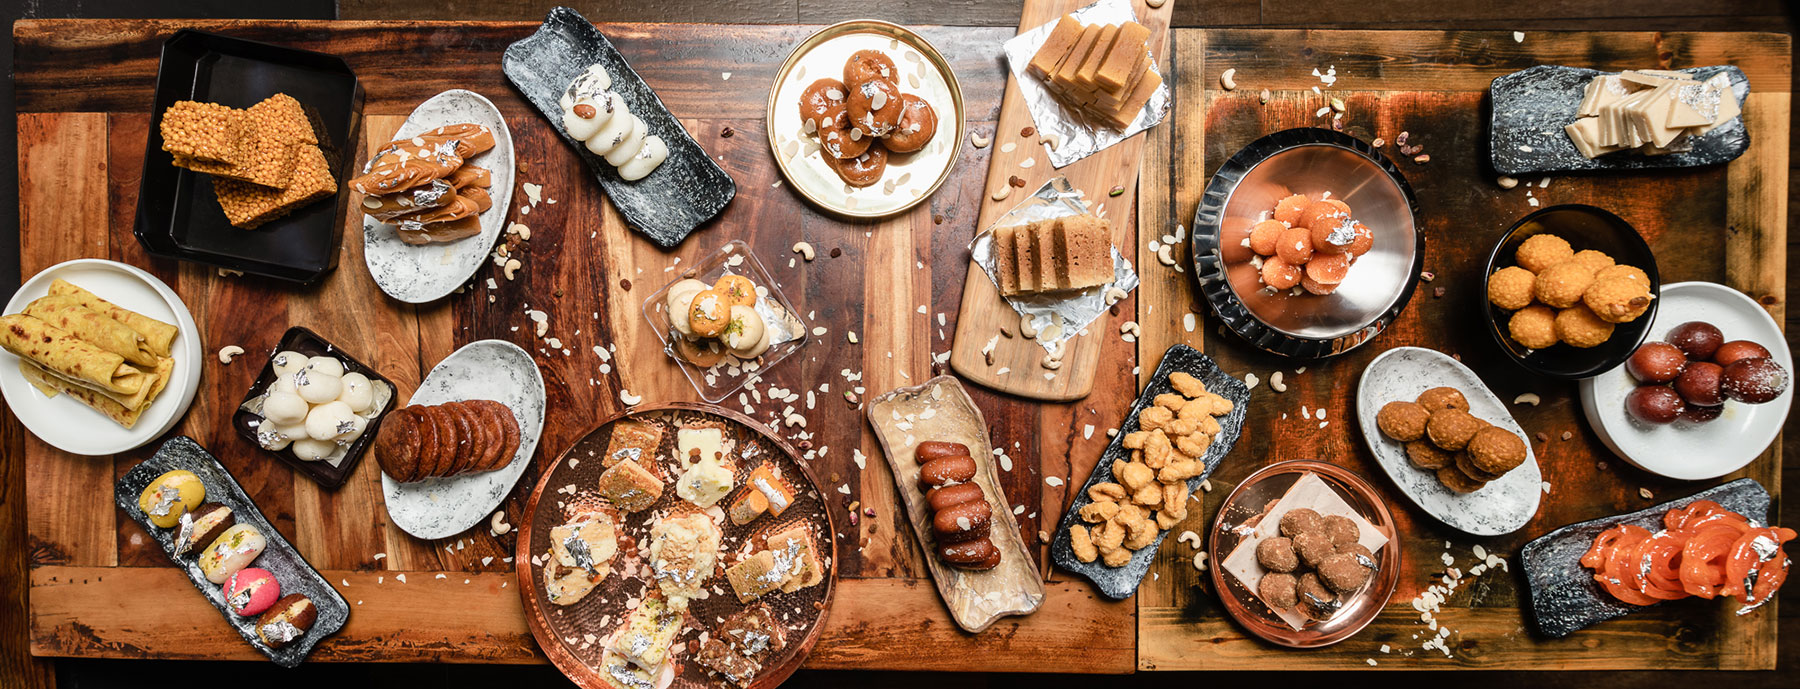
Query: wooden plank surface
12,19,1134,672
946,0,1173,401
1133,28,1791,671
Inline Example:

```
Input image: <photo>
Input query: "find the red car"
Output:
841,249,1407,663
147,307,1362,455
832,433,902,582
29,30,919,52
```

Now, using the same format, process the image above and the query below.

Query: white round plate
1578,281,1793,480
1356,346,1542,536
0,259,202,455
362,89,516,304
380,340,545,539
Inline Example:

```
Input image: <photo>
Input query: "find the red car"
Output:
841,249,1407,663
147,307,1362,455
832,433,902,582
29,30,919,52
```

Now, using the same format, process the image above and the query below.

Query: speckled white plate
380,340,545,539
361,89,516,304
0,259,202,455
1578,282,1793,481
1356,346,1542,536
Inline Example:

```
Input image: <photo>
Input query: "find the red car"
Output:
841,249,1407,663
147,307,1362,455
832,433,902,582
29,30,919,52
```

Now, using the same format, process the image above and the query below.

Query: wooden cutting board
947,0,1174,401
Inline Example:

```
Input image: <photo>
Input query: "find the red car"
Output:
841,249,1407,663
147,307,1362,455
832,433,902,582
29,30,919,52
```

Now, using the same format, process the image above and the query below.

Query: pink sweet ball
224,568,281,617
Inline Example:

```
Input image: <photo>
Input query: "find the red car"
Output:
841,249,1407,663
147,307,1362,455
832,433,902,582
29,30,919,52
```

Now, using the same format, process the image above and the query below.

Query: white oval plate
1578,281,1793,480
362,89,516,304
380,340,545,539
1356,346,1542,536
0,259,202,455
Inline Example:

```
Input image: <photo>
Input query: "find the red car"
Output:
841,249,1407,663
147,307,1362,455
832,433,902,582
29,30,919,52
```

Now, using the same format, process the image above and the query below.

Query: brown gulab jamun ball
1554,306,1614,348
1533,262,1596,309
884,94,937,153
1272,194,1312,225
1713,340,1772,367
1681,402,1723,424
1276,226,1314,265
1515,234,1574,273
1626,341,1686,384
1487,266,1536,311
1248,220,1285,256
1261,255,1302,290
1722,357,1789,404
1666,321,1725,361
1626,384,1685,425
1415,386,1470,412
1674,361,1726,407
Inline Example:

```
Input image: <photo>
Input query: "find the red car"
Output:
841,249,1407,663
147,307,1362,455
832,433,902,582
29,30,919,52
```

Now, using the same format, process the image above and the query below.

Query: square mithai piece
765,523,823,593
603,419,663,468
744,463,796,518
596,458,663,512
725,550,782,602
719,605,787,660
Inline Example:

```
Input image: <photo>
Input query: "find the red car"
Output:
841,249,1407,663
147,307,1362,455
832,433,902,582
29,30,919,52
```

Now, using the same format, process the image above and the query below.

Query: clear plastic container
641,240,809,402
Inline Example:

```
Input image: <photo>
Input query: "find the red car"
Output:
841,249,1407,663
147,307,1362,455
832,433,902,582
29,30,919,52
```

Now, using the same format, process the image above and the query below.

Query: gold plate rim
763,19,968,220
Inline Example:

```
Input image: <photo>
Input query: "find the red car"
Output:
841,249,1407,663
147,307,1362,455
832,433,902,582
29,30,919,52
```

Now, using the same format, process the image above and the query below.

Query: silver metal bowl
1192,129,1422,358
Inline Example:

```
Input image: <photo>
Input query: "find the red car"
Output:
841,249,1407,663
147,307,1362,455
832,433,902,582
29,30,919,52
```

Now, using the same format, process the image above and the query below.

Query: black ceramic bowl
231,326,396,488
1481,204,1660,380
1192,128,1423,359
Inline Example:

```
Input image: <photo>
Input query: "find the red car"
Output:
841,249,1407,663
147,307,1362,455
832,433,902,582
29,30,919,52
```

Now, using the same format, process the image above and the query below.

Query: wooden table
10,18,1789,673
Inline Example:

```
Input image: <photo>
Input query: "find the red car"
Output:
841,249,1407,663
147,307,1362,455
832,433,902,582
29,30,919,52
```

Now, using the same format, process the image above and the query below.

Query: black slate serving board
501,6,735,249
1518,478,1770,639
230,326,398,489
1051,344,1250,600
114,436,350,667
1488,65,1749,176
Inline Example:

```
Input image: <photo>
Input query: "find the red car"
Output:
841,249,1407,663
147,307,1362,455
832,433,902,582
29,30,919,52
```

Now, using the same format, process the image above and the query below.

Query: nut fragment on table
1019,315,1040,339
971,131,991,148
619,389,642,406
217,345,244,364
792,241,816,261
1157,245,1176,266
1220,68,1237,91
503,258,522,280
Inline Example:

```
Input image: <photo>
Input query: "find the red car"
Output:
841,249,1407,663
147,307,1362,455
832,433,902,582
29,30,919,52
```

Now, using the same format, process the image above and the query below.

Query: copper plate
765,20,966,219
516,403,837,689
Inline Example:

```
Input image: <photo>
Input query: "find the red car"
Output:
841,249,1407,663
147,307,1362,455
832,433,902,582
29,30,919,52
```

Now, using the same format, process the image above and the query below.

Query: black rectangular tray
231,326,398,489
1488,65,1749,176
114,436,350,667
502,6,735,249
1518,478,1770,639
133,29,364,284
1050,344,1250,600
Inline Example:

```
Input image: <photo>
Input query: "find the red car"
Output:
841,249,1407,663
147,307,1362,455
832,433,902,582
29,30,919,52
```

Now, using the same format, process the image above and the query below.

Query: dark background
5,1,1796,688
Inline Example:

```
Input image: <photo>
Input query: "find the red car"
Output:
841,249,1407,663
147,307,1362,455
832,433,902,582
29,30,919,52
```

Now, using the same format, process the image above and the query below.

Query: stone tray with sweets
516,404,835,689
866,375,1046,632
113,436,349,667
1050,344,1249,600
133,29,363,284
1518,478,1768,639
231,326,396,489
1488,64,1749,176
503,6,735,249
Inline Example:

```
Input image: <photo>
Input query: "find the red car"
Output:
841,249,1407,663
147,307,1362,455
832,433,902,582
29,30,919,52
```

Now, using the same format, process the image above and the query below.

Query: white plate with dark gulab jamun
1580,282,1792,480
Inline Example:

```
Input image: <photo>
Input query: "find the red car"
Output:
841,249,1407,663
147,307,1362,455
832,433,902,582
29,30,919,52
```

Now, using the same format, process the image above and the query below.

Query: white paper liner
969,176,1140,352
1002,0,1172,169
1221,472,1391,631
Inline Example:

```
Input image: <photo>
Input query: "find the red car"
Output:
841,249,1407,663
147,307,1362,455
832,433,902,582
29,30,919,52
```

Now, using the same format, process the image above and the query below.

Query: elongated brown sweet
933,499,992,543
927,482,984,512
916,441,969,460
919,454,977,488
938,538,1002,570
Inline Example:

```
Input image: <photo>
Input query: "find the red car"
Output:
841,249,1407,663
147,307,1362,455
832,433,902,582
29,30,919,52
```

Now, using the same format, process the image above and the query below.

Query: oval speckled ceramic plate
361,89,516,304
766,20,965,219
380,340,545,539
1355,346,1542,536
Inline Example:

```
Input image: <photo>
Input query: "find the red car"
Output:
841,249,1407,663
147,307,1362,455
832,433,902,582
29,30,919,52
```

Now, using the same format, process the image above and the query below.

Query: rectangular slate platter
230,326,398,489
1487,64,1749,176
1050,344,1250,600
501,6,735,249
132,29,364,284
114,436,350,667
1518,478,1770,639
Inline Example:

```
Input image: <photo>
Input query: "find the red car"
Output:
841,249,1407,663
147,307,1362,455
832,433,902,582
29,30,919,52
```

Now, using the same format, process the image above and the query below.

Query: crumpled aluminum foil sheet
1002,0,1172,169
970,177,1140,353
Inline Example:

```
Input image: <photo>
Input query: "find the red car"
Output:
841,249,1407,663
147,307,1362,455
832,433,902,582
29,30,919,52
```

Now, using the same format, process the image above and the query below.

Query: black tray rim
229,325,399,489
1190,127,1424,360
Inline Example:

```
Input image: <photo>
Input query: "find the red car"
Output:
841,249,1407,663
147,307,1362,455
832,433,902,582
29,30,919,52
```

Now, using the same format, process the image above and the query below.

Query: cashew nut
1192,551,1208,571
1513,392,1542,406
784,413,807,428
990,185,1012,202
1497,176,1519,189
1269,371,1287,393
971,131,991,148
1219,68,1237,91
1146,0,1167,7
1041,355,1063,370
847,331,859,344
1157,244,1176,266
792,241,816,261
216,345,245,364
503,258,522,280
490,511,511,535
1119,321,1141,341
1019,315,1039,339
1105,286,1129,305
619,389,642,406
1177,530,1202,549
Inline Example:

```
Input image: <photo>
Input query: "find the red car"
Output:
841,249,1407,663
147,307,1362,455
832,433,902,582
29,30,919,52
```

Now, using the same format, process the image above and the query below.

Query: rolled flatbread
24,295,159,367
19,357,172,428
0,314,147,397
47,279,178,357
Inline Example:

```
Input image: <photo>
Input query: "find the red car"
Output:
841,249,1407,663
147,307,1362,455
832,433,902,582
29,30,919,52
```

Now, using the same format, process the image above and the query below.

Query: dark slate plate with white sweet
502,6,734,248
1518,478,1769,639
1051,344,1250,600
114,436,349,667
1488,65,1749,176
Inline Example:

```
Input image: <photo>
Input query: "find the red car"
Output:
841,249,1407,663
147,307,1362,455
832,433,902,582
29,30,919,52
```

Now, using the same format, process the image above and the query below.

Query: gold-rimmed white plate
765,20,966,219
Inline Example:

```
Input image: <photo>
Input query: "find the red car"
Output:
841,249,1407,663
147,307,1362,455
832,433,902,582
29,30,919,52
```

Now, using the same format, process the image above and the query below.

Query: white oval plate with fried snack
360,89,515,304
